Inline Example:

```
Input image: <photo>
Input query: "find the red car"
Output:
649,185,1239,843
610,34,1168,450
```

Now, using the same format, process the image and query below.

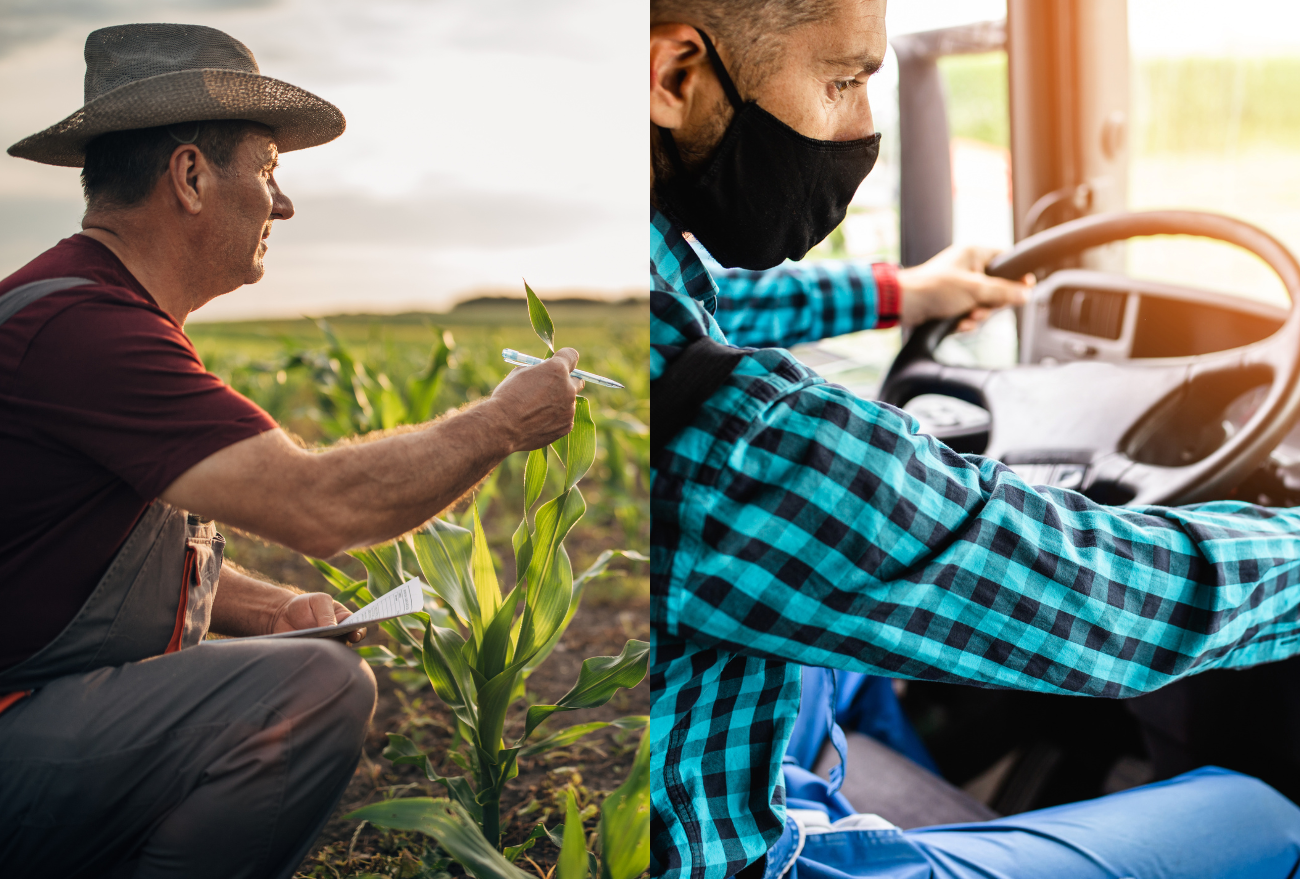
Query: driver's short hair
81,120,267,211
650,0,838,93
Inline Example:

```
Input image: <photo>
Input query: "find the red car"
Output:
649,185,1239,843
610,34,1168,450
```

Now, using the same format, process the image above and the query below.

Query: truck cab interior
795,0,1300,818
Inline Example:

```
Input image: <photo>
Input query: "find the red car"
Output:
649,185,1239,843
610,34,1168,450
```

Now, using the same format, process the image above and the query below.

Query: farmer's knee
257,640,377,742
309,641,378,735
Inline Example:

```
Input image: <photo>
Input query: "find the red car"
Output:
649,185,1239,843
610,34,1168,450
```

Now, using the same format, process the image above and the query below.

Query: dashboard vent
1048,288,1127,340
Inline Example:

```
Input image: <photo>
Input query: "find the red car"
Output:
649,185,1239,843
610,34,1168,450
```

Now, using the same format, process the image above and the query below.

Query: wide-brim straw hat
8,23,345,167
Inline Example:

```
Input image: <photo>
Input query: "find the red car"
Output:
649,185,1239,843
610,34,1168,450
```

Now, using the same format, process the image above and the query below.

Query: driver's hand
897,244,1035,332
270,591,365,644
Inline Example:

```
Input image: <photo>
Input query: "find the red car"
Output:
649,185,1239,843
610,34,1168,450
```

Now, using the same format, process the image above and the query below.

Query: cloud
275,187,621,251
0,0,280,59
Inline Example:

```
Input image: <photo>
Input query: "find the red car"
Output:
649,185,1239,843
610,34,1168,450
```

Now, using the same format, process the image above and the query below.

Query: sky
4,1,1297,321
0,0,644,321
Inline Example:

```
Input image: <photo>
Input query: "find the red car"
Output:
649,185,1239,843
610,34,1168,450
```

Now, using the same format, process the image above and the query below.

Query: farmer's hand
898,244,1035,333
488,347,583,452
270,591,365,644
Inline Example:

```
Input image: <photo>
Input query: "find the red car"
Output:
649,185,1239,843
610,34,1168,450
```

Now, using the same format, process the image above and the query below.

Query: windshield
1126,0,1300,309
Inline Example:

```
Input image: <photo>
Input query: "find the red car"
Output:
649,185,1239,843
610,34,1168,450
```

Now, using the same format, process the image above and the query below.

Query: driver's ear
651,23,711,131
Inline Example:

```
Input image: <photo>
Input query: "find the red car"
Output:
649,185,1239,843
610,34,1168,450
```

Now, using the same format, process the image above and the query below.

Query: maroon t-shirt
0,235,276,671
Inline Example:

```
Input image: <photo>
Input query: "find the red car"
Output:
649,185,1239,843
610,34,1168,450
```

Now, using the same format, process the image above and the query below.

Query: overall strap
650,336,749,463
0,276,94,714
0,277,93,327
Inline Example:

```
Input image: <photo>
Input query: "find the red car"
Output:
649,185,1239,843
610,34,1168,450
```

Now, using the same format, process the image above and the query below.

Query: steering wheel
877,210,1300,506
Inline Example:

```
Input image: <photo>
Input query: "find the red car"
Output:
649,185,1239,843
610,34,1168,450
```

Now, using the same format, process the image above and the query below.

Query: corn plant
346,727,649,879
312,287,649,874
279,318,455,438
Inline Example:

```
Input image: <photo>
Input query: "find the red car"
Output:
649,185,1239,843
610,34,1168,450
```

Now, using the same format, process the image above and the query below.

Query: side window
940,50,1012,253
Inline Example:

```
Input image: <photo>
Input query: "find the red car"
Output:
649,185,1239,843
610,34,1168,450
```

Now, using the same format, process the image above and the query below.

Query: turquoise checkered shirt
650,206,1300,878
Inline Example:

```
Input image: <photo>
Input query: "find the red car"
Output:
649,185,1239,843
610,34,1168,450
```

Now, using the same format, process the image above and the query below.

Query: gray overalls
0,278,376,879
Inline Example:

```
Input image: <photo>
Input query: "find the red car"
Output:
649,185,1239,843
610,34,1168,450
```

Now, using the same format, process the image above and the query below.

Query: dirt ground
215,527,649,878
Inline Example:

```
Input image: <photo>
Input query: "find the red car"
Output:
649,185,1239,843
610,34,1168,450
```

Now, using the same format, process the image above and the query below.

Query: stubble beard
651,91,731,196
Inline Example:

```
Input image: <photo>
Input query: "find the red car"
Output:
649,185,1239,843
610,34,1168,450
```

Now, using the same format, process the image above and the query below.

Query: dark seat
815,731,999,829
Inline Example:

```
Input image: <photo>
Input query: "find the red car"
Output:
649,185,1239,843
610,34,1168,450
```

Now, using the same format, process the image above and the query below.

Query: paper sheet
205,578,426,642
345,578,425,625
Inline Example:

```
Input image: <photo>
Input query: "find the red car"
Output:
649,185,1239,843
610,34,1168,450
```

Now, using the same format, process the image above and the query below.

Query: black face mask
654,29,882,271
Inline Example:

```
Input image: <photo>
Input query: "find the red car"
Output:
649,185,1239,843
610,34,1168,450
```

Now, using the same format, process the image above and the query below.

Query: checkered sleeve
708,259,898,349
660,346,1300,696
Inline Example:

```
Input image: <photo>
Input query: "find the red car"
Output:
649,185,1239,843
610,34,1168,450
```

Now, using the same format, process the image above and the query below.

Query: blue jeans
777,765,1300,879
774,668,1300,879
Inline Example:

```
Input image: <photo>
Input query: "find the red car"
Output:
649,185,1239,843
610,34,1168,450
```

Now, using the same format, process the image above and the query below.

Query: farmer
0,23,582,878
650,2,1300,877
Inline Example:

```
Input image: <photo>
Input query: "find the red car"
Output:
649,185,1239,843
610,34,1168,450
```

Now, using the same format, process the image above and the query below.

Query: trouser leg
0,639,376,879
905,767,1300,879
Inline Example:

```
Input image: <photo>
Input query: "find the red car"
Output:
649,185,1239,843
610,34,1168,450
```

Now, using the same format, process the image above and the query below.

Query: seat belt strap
650,336,749,463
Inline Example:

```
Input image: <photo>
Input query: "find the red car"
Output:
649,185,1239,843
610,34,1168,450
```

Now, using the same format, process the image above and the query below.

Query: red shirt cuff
872,262,901,328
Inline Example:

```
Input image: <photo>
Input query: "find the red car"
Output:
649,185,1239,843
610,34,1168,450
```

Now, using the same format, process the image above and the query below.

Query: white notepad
208,578,426,642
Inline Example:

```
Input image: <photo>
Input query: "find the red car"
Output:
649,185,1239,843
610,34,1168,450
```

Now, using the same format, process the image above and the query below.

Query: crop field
188,297,649,878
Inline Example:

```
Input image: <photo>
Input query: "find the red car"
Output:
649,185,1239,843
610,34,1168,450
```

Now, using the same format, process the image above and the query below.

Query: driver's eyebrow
822,52,885,77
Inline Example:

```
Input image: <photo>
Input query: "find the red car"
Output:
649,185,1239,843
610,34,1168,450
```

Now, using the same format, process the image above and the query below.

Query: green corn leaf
308,557,365,595
380,616,424,654
382,733,483,823
518,716,647,759
350,543,406,596
376,374,407,430
524,640,649,739
479,586,522,681
524,280,555,354
524,549,649,678
524,447,548,512
525,487,586,592
522,544,573,668
503,823,549,863
574,549,648,588
427,623,479,729
464,640,483,683
412,519,479,634
511,520,533,588
333,581,369,605
599,728,651,879
563,397,597,491
422,622,474,728
517,489,585,661
552,433,569,473
545,823,567,849
344,798,531,879
470,504,501,625
476,669,520,764
558,791,588,879
407,331,452,423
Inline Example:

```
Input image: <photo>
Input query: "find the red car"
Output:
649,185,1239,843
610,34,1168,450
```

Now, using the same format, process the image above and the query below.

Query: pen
501,348,625,389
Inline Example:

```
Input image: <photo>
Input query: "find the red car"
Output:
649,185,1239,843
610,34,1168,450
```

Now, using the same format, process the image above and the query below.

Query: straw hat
8,23,345,167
